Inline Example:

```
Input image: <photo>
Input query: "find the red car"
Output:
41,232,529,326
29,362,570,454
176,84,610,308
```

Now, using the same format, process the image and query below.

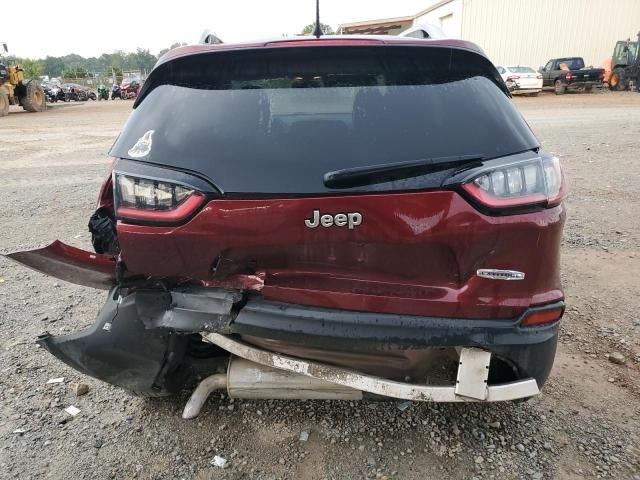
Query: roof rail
399,23,447,40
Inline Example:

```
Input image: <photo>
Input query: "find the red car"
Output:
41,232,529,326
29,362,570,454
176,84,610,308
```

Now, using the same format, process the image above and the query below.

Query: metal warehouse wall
461,0,640,68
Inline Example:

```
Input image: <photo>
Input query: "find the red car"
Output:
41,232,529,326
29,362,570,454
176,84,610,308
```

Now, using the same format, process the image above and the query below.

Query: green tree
107,65,123,84
301,22,334,35
43,56,66,77
127,48,157,73
62,65,89,79
16,58,44,79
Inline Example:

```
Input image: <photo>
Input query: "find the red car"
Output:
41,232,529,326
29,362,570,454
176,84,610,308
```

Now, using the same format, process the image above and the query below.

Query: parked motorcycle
64,85,79,102
111,84,121,100
45,85,65,103
97,84,109,101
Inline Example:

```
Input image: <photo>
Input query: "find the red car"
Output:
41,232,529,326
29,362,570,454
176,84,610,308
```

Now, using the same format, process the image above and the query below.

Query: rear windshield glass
111,46,538,194
509,66,536,73
557,58,585,70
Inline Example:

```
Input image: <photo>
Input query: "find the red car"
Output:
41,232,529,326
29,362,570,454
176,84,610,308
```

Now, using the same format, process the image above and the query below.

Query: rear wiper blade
323,154,485,189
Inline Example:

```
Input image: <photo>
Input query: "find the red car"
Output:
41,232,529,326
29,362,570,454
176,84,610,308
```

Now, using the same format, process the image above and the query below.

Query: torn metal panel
136,288,242,332
3,240,116,289
203,333,540,402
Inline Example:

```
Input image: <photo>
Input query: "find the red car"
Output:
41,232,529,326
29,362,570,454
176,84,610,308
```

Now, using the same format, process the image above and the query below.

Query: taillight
536,74,543,79
565,73,572,80
521,306,563,327
462,156,567,210
97,159,116,212
114,173,205,224
506,75,520,81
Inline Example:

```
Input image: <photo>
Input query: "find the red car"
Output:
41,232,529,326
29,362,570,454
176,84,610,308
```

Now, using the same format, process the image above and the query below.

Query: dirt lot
0,92,639,480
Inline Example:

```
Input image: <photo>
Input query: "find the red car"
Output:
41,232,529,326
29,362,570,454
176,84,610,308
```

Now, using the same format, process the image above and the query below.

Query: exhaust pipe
182,357,362,419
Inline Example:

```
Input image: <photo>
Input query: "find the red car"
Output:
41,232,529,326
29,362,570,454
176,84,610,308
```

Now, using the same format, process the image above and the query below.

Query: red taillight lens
536,74,543,79
521,307,563,327
506,75,520,81
565,73,572,80
114,173,205,223
462,157,567,210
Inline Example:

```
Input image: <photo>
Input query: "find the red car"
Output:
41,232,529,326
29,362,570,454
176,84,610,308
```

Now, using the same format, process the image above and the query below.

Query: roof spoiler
398,23,448,40
199,30,223,45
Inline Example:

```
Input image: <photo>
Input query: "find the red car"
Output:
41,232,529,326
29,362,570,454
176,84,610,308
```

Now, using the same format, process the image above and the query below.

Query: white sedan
496,65,543,96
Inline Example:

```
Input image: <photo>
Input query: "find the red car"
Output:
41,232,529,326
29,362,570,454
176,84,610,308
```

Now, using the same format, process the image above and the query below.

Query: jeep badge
304,210,362,229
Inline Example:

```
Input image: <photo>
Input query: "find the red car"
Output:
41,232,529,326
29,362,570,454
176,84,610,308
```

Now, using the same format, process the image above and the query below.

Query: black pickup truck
539,57,604,94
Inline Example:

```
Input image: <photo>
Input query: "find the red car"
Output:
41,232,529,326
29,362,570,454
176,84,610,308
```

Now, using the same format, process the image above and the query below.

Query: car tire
554,80,566,95
529,92,539,97
20,81,47,112
0,89,9,117
609,68,627,91
585,86,593,93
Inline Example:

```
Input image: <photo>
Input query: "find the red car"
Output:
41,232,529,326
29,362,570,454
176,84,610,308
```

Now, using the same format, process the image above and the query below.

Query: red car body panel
116,191,564,319
5,241,116,289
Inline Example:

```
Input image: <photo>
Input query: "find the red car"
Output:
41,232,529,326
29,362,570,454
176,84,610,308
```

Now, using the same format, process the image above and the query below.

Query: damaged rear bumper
4,241,560,401
35,285,560,399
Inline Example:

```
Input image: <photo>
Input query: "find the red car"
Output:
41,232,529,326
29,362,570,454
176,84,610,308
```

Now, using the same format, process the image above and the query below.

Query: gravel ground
0,91,639,480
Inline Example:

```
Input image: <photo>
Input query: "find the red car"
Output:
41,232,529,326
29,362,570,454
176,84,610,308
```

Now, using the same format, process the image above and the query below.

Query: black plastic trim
231,299,564,350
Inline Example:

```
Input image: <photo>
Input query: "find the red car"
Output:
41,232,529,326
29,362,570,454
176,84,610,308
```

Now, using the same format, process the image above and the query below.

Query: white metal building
338,0,640,69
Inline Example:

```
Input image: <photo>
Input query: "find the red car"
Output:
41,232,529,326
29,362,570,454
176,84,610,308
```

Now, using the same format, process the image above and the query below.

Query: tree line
3,23,335,81
2,43,186,80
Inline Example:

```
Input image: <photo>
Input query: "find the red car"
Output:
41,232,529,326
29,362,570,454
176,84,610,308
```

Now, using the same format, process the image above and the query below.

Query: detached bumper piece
38,291,191,397
181,333,539,418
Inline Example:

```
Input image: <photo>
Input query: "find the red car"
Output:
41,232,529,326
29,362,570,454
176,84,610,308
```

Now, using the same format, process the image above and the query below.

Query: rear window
508,66,536,73
557,58,585,70
111,46,538,194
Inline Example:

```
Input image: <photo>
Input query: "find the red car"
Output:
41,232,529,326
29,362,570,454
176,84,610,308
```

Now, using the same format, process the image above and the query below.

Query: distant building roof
337,0,455,35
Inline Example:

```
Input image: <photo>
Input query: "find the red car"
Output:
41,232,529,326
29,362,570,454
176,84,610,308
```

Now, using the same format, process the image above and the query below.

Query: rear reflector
521,307,563,327
114,173,205,224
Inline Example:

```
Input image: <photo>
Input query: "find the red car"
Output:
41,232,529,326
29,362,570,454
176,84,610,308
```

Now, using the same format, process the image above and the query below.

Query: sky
3,0,436,59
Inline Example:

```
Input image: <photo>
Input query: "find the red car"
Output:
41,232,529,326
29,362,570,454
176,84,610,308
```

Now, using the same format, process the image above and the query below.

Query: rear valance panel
110,46,538,195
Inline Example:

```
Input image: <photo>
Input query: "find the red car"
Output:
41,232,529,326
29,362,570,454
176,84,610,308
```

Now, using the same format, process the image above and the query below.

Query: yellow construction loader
0,42,46,117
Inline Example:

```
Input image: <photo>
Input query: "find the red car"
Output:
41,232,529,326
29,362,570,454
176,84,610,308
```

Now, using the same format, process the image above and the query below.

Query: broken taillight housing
462,156,567,210
114,173,205,224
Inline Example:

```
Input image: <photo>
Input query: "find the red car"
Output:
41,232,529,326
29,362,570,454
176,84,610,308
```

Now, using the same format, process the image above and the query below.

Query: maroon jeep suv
7,35,567,415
